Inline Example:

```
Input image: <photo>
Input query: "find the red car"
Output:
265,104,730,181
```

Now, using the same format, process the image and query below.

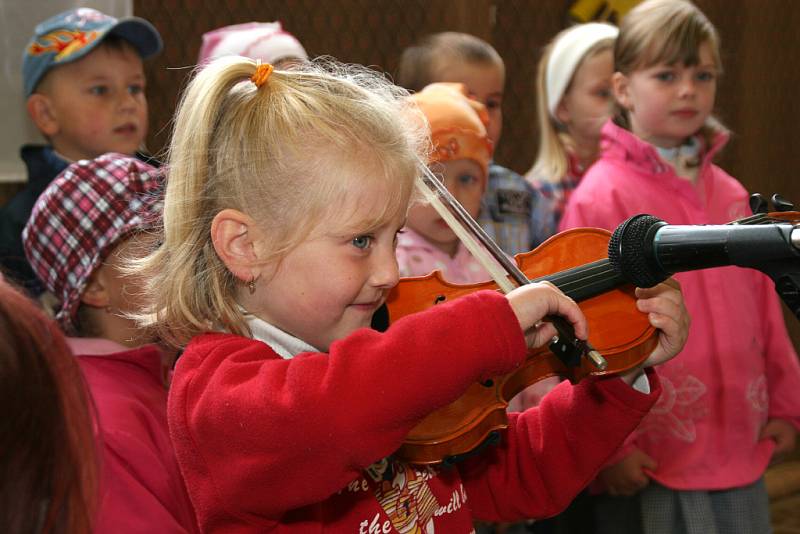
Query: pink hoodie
70,339,198,532
560,120,800,490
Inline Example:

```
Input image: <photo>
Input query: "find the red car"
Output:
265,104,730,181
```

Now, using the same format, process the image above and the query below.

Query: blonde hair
529,35,615,183
137,57,428,347
613,0,727,140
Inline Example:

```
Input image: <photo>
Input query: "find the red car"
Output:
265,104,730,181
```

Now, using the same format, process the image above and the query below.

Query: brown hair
614,0,726,139
615,0,720,75
396,31,503,92
0,280,97,533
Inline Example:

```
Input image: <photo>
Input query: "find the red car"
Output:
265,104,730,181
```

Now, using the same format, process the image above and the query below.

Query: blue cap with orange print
22,7,163,96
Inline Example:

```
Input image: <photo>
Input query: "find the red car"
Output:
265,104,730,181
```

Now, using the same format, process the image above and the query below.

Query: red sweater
169,291,660,533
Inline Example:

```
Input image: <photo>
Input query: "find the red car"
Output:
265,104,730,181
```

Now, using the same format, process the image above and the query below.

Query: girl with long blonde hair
135,56,689,532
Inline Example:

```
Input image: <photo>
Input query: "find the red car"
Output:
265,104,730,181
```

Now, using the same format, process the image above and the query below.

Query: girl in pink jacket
560,1,800,532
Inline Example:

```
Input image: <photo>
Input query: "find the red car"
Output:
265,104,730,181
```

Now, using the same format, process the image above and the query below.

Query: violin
388,228,656,465
387,174,800,465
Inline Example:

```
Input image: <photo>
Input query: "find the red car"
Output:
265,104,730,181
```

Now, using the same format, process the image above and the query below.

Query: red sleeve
169,290,527,524
458,370,661,521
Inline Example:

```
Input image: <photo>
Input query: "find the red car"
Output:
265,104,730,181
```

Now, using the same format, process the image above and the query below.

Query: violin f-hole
434,294,446,304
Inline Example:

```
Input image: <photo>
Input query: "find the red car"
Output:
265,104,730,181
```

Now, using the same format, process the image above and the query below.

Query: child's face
85,233,156,346
436,61,505,147
36,44,148,161
98,235,152,313
406,158,485,257
249,184,407,352
613,41,717,148
556,49,614,150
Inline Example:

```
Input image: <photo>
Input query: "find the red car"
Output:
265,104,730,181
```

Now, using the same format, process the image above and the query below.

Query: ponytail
135,57,428,347
137,57,263,346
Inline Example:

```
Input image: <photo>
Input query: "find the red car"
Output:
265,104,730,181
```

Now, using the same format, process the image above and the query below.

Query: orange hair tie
251,63,274,88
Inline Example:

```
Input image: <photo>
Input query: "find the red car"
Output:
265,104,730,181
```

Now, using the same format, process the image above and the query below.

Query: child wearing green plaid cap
0,7,162,295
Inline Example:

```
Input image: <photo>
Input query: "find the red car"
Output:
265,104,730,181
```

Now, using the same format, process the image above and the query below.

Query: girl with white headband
496,23,621,534
515,14,620,492
525,22,618,249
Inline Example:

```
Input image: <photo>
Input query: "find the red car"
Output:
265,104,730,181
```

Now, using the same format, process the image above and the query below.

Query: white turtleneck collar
655,135,702,182
243,312,318,359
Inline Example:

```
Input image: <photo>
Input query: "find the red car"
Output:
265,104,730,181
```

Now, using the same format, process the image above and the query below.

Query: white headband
546,23,619,119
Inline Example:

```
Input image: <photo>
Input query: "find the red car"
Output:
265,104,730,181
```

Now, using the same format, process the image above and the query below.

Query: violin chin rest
371,303,390,332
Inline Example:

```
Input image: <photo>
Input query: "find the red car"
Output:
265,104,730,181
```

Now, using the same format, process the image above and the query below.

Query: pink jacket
71,340,198,533
560,120,800,490
396,227,492,284
168,291,661,532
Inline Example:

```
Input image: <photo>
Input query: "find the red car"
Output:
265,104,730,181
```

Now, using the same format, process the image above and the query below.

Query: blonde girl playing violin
560,1,800,533
135,57,690,533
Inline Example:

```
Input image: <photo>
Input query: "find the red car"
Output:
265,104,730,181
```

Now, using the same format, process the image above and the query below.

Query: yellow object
569,0,641,22
27,29,100,62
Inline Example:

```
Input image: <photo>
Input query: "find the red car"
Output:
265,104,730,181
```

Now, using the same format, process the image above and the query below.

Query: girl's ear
211,209,263,283
555,98,571,125
81,267,110,308
26,94,60,137
612,72,632,111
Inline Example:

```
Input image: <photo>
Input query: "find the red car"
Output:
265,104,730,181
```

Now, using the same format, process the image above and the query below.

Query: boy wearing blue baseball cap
0,7,162,295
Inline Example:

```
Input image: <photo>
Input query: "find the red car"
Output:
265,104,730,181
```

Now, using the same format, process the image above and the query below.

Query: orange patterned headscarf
408,83,493,177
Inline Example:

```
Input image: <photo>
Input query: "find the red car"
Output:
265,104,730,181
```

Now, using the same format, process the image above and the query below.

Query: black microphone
608,214,800,288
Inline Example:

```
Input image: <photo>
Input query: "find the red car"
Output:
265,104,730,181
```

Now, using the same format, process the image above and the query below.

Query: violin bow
414,165,607,370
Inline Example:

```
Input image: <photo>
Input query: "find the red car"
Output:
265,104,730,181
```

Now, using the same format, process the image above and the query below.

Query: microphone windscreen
608,214,668,288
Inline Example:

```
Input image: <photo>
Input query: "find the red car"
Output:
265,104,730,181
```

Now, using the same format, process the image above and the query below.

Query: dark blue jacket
0,145,69,294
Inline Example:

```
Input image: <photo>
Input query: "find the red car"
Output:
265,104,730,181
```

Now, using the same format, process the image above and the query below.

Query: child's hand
636,278,690,367
506,282,588,349
619,279,690,385
598,448,658,496
760,418,798,464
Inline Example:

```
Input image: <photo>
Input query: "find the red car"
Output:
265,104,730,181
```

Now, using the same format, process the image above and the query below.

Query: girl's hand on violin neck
506,282,588,349
635,278,691,368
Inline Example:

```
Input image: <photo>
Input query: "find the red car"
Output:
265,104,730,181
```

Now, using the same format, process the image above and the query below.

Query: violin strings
533,259,626,302
413,160,668,301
